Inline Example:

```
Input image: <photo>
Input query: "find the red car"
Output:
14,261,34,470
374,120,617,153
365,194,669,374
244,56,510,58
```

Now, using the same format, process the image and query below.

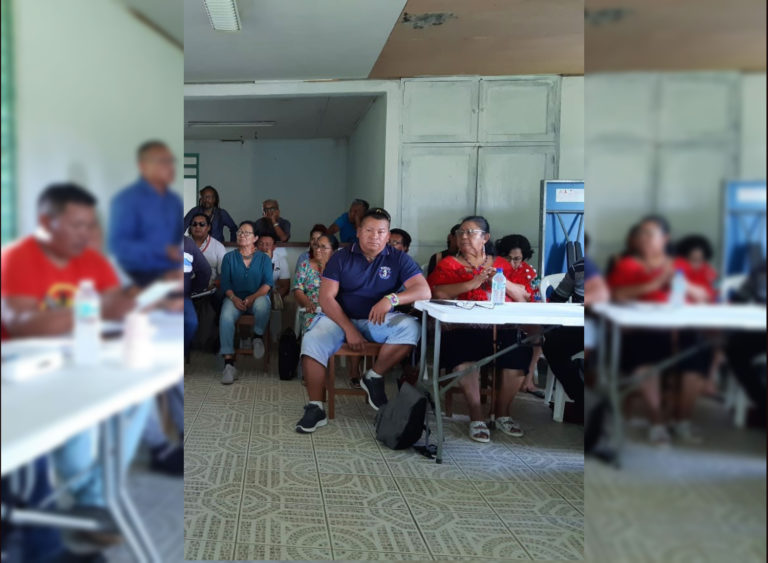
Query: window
184,153,200,205
1,0,17,246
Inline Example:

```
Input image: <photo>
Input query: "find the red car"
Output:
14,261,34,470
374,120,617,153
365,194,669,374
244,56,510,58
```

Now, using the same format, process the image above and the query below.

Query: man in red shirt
1,184,153,549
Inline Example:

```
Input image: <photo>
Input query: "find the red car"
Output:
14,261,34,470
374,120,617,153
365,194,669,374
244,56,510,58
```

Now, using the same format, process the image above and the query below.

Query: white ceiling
184,95,380,140
184,0,406,83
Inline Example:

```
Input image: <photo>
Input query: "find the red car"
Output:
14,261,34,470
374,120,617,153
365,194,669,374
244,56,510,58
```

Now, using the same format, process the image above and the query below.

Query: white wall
184,139,349,240
13,0,183,235
347,96,387,210
558,76,585,179
740,73,767,180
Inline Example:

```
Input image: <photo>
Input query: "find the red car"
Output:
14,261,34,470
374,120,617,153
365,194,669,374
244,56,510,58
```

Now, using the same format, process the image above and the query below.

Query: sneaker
221,363,237,385
648,424,671,447
295,404,328,433
252,336,265,359
349,377,361,389
672,420,703,444
360,374,388,410
496,416,524,437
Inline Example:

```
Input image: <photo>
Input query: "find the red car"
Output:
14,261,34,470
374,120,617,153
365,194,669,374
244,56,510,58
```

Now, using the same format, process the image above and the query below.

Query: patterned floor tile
237,502,331,547
532,465,584,486
185,462,244,485
326,506,429,555
184,430,250,456
183,539,235,560
248,425,316,453
184,507,238,543
316,448,391,476
246,446,318,473
457,461,543,483
413,510,528,559
396,477,493,513
498,515,583,560
334,550,434,560
385,457,468,480
472,480,570,509
188,408,252,434
550,483,583,501
320,473,407,510
241,469,323,508
185,477,244,516
185,447,247,469
234,543,333,560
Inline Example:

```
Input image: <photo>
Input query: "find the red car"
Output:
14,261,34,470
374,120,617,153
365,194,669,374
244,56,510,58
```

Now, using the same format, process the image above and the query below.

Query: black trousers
542,326,584,411
724,331,766,423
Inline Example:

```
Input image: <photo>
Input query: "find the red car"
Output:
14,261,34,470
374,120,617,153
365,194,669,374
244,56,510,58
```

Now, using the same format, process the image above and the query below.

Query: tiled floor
183,351,585,561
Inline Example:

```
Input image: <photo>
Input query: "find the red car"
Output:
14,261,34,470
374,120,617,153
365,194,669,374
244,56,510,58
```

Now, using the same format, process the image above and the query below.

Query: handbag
271,288,284,311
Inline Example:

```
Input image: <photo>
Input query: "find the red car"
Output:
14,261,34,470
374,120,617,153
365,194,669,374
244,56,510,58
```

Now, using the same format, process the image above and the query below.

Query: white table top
590,303,767,330
414,301,584,327
1,312,184,476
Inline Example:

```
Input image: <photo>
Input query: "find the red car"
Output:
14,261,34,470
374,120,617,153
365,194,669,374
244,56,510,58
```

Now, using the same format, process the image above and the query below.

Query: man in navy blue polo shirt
296,208,432,433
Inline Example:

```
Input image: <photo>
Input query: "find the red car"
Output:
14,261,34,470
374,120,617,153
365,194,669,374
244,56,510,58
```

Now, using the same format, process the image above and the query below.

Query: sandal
497,417,524,437
469,421,491,443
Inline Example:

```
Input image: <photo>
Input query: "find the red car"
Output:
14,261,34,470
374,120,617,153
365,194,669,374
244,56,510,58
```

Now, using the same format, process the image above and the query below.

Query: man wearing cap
295,208,431,433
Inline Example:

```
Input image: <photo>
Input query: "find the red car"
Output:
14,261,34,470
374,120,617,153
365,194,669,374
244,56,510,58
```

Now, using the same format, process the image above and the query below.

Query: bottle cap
496,268,503,273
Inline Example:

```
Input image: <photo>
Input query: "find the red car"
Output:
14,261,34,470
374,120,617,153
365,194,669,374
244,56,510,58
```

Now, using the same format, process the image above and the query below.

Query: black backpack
375,382,431,450
277,328,299,380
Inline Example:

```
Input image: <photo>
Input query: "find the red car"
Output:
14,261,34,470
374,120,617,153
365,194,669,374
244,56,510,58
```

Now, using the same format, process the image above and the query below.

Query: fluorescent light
186,121,275,127
203,0,241,32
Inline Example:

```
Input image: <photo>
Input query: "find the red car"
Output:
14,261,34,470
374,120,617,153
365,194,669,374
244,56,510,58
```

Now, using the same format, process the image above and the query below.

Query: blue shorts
301,313,420,368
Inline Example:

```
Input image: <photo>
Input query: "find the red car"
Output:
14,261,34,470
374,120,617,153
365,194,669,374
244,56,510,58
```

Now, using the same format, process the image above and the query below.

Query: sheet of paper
736,187,766,204
134,280,182,311
555,188,584,203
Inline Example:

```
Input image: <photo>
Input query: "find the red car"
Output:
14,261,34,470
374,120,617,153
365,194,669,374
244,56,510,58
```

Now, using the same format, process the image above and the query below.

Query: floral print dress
292,259,322,330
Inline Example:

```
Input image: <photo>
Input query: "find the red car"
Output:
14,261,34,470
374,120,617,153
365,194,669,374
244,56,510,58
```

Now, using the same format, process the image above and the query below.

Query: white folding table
590,303,766,465
414,301,584,463
1,312,183,563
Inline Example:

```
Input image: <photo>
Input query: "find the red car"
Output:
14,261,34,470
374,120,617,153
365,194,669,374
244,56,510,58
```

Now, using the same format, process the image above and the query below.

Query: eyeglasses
236,230,255,237
455,229,486,238
508,256,523,263
190,222,208,227
389,240,404,247
263,207,278,213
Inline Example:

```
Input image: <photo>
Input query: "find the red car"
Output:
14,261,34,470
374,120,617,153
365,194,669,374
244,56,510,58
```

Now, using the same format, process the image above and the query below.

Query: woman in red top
607,216,711,445
428,216,532,443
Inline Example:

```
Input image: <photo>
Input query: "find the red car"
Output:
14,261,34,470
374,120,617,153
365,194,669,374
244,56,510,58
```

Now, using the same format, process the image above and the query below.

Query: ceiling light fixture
186,121,275,128
203,0,241,32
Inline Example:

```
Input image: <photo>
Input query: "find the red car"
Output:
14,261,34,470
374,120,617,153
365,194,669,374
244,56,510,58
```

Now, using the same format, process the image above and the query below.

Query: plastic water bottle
491,268,506,305
669,270,687,306
73,279,101,365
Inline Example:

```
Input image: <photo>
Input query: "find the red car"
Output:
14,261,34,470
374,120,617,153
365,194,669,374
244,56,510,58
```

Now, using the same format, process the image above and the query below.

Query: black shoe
295,404,328,434
360,375,388,410
149,443,183,476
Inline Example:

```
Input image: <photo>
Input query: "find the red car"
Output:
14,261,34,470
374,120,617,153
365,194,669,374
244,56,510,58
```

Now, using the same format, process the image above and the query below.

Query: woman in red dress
428,216,532,443
608,216,711,445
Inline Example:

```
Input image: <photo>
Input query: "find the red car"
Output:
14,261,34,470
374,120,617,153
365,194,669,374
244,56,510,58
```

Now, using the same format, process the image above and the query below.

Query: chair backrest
294,306,306,336
720,274,747,303
540,273,566,302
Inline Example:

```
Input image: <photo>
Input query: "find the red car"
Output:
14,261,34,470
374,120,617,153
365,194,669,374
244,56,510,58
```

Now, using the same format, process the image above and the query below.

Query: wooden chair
234,314,271,371
325,343,382,419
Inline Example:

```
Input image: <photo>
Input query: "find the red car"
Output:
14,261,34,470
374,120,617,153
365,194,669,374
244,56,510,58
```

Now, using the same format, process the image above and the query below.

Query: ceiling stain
402,12,457,30
584,8,632,26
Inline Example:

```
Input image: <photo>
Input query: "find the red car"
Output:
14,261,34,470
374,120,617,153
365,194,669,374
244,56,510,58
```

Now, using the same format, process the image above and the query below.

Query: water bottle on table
669,269,687,306
73,279,101,365
491,268,506,305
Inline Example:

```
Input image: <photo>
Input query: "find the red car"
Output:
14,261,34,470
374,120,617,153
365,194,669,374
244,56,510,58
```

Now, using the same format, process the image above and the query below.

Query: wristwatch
386,293,400,308
273,222,280,228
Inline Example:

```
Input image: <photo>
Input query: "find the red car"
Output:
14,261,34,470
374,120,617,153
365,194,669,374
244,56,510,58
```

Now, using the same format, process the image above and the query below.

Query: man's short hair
137,140,168,161
256,229,276,243
263,199,279,208
389,228,411,249
360,207,391,226
38,183,97,217
351,198,370,211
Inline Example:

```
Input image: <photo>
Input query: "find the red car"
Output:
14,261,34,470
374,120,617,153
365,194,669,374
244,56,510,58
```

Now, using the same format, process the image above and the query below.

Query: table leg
419,309,428,381
432,320,444,464
113,414,162,562
597,316,607,388
100,420,148,563
609,322,623,467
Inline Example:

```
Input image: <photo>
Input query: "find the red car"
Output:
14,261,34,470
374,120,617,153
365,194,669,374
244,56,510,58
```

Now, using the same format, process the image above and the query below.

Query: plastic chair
543,350,583,422
539,273,566,303
719,274,747,302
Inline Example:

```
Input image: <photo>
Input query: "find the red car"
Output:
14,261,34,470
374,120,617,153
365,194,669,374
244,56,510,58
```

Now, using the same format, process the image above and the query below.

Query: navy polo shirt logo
378,266,392,280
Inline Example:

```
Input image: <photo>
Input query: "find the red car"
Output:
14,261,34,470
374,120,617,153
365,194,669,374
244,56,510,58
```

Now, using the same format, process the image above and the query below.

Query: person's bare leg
495,368,525,417
303,356,327,402
678,372,702,421
522,346,542,392
348,355,361,379
371,344,413,376
637,369,664,425
454,363,483,421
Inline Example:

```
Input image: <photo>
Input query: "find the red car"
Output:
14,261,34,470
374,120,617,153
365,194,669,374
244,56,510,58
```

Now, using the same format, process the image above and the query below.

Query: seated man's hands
368,297,393,325
345,325,367,352
102,289,137,320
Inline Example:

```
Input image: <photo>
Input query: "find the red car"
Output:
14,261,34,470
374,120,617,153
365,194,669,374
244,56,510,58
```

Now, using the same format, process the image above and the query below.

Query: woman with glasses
293,234,339,331
427,216,533,443
218,221,274,385
184,185,239,243
294,224,328,276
